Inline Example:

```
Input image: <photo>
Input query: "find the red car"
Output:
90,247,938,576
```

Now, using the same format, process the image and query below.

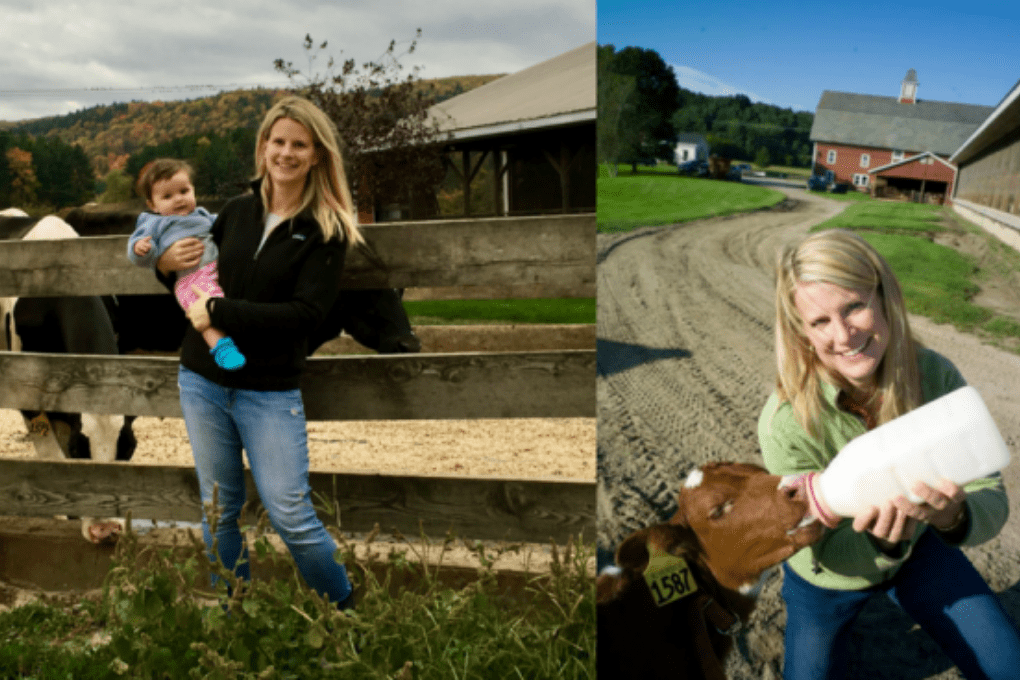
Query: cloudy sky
600,0,1020,113
1,0,595,122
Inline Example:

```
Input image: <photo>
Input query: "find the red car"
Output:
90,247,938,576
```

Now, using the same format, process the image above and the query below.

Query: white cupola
899,69,918,104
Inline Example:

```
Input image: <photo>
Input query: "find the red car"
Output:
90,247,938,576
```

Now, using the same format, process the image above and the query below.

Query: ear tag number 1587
643,544,698,607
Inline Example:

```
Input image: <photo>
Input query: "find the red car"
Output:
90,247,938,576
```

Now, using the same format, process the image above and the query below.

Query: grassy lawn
597,172,785,233
811,202,1020,351
406,297,595,325
814,200,945,233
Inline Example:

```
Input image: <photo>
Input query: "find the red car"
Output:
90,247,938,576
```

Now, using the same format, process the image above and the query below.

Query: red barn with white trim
809,70,993,204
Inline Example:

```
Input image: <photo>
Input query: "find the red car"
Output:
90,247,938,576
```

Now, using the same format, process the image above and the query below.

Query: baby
127,158,245,370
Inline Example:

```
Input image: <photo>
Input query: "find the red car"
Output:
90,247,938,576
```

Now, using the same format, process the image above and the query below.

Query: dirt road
597,186,1020,679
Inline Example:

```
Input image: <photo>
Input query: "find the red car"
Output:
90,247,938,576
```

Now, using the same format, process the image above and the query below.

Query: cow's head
79,413,130,463
672,462,823,593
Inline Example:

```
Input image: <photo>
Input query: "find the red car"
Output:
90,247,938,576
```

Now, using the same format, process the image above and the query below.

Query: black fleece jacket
167,185,347,391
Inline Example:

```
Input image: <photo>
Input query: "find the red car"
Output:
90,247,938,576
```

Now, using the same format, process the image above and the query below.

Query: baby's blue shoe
211,336,246,371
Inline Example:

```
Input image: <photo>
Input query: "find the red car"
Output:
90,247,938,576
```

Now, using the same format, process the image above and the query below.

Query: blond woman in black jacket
157,96,362,609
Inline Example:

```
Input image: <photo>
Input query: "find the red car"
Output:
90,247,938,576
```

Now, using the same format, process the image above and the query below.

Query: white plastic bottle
817,386,1011,517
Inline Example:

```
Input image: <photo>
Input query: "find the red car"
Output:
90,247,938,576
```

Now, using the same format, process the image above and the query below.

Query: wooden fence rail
0,459,594,544
0,214,595,298
0,351,595,420
0,212,596,543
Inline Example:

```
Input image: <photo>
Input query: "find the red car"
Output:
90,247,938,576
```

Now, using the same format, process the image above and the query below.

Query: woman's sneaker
211,336,246,371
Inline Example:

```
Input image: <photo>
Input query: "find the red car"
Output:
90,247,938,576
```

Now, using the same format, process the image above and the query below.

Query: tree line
598,44,814,172
1,36,497,216
0,131,94,209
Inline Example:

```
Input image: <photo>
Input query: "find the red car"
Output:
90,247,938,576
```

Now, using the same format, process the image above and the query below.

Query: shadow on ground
596,338,691,377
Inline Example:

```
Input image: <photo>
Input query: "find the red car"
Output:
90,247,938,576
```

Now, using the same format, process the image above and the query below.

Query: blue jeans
781,528,1020,680
177,365,352,604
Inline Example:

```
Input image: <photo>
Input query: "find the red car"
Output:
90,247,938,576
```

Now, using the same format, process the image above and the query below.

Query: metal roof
951,78,1020,165
810,90,993,156
428,41,595,143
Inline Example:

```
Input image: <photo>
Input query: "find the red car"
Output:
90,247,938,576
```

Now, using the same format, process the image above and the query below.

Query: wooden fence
0,213,596,545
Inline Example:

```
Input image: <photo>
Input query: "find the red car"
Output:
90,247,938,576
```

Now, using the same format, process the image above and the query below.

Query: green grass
597,173,785,233
405,298,595,325
760,164,812,180
815,190,875,203
857,232,990,328
814,201,945,234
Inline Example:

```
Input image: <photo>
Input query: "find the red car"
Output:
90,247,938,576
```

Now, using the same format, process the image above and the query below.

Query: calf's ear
615,527,652,571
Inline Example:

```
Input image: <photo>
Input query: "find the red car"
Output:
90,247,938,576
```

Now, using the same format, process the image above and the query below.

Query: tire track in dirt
597,185,1020,679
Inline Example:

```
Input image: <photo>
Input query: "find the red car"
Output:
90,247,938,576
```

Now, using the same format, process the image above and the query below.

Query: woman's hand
854,479,968,549
157,237,204,275
896,479,968,532
187,285,212,332
853,501,919,546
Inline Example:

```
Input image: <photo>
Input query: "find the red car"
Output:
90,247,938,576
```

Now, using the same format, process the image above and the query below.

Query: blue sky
599,1,1020,113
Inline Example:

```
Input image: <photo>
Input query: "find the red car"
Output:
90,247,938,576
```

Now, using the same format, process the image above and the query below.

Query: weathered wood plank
0,459,595,543
0,350,596,419
0,214,595,297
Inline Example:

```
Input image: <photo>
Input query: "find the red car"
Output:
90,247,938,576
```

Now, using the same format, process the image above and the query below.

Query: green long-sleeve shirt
759,348,1009,590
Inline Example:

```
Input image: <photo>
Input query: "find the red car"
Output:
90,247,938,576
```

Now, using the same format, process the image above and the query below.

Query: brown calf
597,462,823,679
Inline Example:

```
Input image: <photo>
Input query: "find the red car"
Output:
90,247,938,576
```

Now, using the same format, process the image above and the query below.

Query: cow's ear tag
27,413,51,437
643,542,698,607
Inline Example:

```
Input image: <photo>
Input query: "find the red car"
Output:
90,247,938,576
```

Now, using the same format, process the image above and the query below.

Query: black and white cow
1,209,132,542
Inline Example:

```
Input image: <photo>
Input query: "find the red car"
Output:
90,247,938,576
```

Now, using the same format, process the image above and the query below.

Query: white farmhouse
674,133,709,164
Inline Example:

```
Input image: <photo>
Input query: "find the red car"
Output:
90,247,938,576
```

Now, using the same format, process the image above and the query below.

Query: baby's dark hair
136,158,195,201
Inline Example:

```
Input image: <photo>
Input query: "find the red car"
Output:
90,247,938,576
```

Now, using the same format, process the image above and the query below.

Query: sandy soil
0,412,594,480
597,184,1020,680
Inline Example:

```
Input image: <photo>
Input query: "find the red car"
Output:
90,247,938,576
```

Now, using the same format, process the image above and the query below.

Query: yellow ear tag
27,413,51,437
643,542,698,607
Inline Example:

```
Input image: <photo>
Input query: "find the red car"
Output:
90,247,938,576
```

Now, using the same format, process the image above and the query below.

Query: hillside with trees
0,70,500,212
598,43,814,171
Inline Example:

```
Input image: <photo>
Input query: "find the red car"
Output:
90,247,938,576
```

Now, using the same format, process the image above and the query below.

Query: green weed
0,509,595,679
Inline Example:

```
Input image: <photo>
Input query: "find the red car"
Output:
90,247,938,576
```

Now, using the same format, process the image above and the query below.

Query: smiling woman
150,95,366,612
759,228,1020,680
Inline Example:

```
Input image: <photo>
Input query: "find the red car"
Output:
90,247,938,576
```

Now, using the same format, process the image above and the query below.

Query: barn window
892,149,905,162
827,149,837,164
860,154,870,168
853,174,870,187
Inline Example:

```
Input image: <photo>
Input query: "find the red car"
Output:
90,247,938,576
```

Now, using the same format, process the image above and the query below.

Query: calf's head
597,462,824,679
673,461,822,592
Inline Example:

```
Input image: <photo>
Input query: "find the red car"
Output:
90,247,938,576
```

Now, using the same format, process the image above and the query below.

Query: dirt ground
0,411,594,480
597,184,1020,680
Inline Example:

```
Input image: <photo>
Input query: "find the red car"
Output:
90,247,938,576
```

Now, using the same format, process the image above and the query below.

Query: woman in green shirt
759,228,1019,680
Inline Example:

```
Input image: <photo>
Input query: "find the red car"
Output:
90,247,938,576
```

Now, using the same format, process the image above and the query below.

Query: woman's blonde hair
254,96,363,247
773,229,921,437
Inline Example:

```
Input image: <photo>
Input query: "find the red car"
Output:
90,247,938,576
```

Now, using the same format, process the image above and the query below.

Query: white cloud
0,0,595,121
670,64,770,104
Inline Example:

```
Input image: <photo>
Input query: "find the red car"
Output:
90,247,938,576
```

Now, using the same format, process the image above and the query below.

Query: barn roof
428,41,595,143
810,90,993,156
951,77,1020,165
676,133,707,145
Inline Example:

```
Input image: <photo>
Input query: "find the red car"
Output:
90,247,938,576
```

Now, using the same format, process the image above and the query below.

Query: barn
809,70,993,204
422,41,596,219
949,78,1020,252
